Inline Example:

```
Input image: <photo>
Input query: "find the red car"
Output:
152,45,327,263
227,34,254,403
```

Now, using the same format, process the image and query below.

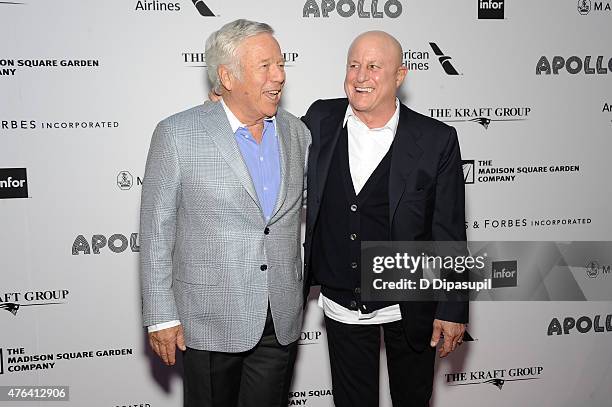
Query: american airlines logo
429,43,461,75
192,0,215,16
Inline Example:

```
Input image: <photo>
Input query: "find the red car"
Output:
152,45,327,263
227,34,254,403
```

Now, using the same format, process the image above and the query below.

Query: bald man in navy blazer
302,31,468,407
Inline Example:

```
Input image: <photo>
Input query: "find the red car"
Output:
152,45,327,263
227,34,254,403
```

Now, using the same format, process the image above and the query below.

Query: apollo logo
536,56,612,75
72,234,140,255
547,314,612,335
0,168,28,199
303,0,402,18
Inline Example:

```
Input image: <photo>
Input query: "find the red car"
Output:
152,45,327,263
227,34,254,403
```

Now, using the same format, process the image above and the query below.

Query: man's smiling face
231,33,285,123
344,31,407,127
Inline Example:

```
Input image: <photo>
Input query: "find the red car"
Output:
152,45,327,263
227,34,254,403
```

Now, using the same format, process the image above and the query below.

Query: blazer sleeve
432,126,469,323
140,120,181,327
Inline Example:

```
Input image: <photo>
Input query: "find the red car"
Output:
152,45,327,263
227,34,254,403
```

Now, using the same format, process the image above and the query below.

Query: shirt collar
343,98,400,134
220,98,275,134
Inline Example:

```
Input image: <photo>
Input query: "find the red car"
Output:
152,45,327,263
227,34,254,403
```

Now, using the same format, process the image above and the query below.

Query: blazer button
350,204,358,212
260,264,268,271
351,262,358,269
264,227,270,235
354,287,361,294
350,233,357,241
349,300,357,309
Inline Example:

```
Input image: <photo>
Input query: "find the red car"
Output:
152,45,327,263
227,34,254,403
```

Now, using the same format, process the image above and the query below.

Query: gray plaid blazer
140,101,310,352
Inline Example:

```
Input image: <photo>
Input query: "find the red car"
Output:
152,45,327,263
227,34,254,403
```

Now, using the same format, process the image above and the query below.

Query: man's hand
148,325,186,366
430,319,465,358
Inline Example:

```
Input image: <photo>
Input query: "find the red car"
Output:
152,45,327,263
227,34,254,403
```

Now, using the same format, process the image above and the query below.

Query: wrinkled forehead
238,33,283,60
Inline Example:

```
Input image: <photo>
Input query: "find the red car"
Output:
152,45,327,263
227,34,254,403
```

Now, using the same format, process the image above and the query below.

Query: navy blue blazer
302,98,469,351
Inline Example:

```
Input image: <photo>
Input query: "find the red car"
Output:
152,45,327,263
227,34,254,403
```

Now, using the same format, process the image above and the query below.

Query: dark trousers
324,316,436,407
183,308,297,407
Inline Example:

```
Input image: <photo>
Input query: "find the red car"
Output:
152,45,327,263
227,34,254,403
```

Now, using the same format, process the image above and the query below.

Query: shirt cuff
147,320,181,333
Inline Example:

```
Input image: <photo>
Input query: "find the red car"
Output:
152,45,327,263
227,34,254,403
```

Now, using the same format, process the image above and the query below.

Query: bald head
343,30,407,128
348,31,403,68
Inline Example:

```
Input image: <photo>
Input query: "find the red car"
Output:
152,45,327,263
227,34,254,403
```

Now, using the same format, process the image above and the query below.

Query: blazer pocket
175,261,220,285
402,187,434,202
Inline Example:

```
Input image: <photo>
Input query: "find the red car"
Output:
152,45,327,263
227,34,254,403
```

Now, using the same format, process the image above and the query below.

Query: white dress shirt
318,99,403,325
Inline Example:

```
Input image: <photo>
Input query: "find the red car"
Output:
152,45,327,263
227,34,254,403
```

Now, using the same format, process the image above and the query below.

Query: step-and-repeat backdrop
1,1,611,406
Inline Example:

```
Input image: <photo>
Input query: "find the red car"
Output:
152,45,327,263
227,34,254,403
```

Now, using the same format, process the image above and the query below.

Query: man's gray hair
205,19,274,92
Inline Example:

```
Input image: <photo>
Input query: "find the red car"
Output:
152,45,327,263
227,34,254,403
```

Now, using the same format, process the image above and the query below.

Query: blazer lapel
389,105,424,224
316,110,346,201
269,114,290,222
201,102,261,210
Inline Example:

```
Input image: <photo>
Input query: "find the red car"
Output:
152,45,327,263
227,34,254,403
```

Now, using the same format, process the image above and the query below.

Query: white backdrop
1,0,611,406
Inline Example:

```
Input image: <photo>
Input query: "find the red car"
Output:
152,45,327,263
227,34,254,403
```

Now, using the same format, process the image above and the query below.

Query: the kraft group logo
0,290,69,317
298,330,323,346
445,366,543,390
183,52,206,68
429,43,460,75
182,51,298,68
429,107,531,129
0,168,28,199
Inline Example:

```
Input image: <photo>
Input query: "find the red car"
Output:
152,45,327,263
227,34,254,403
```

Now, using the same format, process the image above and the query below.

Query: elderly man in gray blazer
140,19,310,407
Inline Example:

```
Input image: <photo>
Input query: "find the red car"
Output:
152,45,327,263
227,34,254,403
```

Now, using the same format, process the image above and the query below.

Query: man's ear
218,65,233,91
396,65,408,87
